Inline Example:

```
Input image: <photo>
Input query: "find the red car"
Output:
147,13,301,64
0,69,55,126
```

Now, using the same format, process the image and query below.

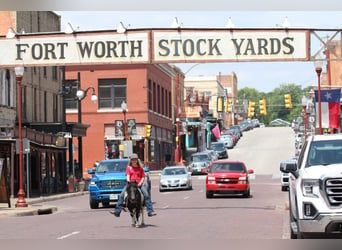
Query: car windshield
163,168,186,175
191,154,209,162
210,143,225,150
96,161,127,173
307,140,342,167
209,163,245,173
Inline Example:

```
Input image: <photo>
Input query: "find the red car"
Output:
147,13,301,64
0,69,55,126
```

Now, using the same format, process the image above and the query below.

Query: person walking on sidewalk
110,153,156,217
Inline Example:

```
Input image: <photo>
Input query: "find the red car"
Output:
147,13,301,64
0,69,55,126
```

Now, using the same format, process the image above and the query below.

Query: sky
53,10,342,93
3,0,342,93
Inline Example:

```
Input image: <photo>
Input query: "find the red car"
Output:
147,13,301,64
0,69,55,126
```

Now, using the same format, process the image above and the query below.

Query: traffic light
248,101,255,117
226,99,233,112
284,94,292,109
217,96,224,112
259,99,267,115
144,124,152,138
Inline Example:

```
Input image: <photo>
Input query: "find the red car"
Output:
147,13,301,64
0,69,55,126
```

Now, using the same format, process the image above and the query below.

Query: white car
159,166,192,192
219,134,234,149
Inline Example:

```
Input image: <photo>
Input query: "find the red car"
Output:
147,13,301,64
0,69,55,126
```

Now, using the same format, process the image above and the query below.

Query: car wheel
289,208,297,239
243,189,250,198
281,186,288,192
206,191,213,198
102,201,110,207
90,200,99,209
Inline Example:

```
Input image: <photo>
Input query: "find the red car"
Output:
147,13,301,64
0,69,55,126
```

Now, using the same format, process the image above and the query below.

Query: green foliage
238,83,312,124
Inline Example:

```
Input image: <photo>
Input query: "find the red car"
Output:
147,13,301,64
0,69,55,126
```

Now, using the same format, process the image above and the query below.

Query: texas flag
314,89,341,129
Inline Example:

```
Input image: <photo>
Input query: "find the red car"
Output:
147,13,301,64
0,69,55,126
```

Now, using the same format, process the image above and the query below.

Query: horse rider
110,153,156,217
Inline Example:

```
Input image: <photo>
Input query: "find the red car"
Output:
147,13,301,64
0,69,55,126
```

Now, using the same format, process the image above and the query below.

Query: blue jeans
115,185,154,214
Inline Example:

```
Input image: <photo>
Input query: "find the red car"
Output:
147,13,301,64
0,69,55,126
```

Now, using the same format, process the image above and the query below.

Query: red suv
204,159,254,198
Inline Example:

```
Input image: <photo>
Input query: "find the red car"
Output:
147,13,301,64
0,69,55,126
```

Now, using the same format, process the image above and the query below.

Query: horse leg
130,212,136,227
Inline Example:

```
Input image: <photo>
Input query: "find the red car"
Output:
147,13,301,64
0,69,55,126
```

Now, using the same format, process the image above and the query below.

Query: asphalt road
0,126,294,239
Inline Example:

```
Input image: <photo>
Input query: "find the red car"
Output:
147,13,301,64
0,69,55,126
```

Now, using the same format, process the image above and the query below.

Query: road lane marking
183,196,190,200
57,231,80,239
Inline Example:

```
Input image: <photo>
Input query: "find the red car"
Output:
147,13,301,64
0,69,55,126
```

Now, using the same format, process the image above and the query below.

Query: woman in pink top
111,153,156,217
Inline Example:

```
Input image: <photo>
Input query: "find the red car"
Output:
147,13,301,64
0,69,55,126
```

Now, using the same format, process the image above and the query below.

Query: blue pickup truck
87,158,151,209
88,159,129,209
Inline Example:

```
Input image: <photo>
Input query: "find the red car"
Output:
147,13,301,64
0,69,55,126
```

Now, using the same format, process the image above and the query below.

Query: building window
33,88,37,121
64,80,78,109
53,93,58,122
44,91,47,122
168,91,171,118
52,66,58,81
161,87,164,115
98,78,126,109
148,79,152,110
153,82,156,112
157,85,160,114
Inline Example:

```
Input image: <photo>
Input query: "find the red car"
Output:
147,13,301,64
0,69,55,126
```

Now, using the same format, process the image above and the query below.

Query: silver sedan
159,166,192,192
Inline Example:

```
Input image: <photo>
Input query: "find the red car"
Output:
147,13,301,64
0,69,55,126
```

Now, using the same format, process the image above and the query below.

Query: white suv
281,134,342,239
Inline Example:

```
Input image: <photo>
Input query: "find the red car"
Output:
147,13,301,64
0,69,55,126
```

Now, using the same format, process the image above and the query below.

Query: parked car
279,157,298,192
159,166,192,192
210,142,228,159
87,159,128,209
204,149,218,162
204,159,254,198
188,152,211,174
219,134,235,149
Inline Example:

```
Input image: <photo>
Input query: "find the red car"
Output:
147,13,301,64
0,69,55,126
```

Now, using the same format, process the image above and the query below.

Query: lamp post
314,57,323,135
121,101,128,140
302,96,308,141
175,72,182,165
76,77,97,179
15,66,27,207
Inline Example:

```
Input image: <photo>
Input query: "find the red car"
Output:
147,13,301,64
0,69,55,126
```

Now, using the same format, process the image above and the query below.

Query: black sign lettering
197,39,206,56
131,40,143,57
257,38,268,55
283,37,294,55
77,42,93,58
44,43,57,59
106,41,118,58
32,43,43,59
208,39,222,56
158,39,170,56
16,44,29,60
183,39,194,56
270,38,281,55
231,39,244,55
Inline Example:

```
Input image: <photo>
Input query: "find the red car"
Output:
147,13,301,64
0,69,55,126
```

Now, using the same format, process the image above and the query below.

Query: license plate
109,194,118,200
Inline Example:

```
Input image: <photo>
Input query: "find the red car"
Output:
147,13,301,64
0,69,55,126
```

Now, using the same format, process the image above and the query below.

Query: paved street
0,127,293,239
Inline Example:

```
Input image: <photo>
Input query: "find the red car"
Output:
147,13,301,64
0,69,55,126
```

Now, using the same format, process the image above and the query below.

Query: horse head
126,181,141,204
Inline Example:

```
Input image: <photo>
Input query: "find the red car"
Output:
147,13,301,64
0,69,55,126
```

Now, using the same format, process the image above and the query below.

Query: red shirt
126,165,145,184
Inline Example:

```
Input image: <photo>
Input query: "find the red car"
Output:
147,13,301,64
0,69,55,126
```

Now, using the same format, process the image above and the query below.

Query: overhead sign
152,30,309,62
0,29,310,67
0,31,150,67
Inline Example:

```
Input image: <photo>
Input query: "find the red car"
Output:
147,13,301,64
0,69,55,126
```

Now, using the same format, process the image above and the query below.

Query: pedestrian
110,153,156,217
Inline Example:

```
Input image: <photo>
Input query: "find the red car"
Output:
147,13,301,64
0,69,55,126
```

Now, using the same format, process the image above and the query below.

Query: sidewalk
0,191,88,218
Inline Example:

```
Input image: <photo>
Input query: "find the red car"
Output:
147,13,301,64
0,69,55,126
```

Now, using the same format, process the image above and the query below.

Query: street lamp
14,66,27,207
314,56,323,135
75,77,97,180
302,96,308,141
121,101,128,140
175,72,182,165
